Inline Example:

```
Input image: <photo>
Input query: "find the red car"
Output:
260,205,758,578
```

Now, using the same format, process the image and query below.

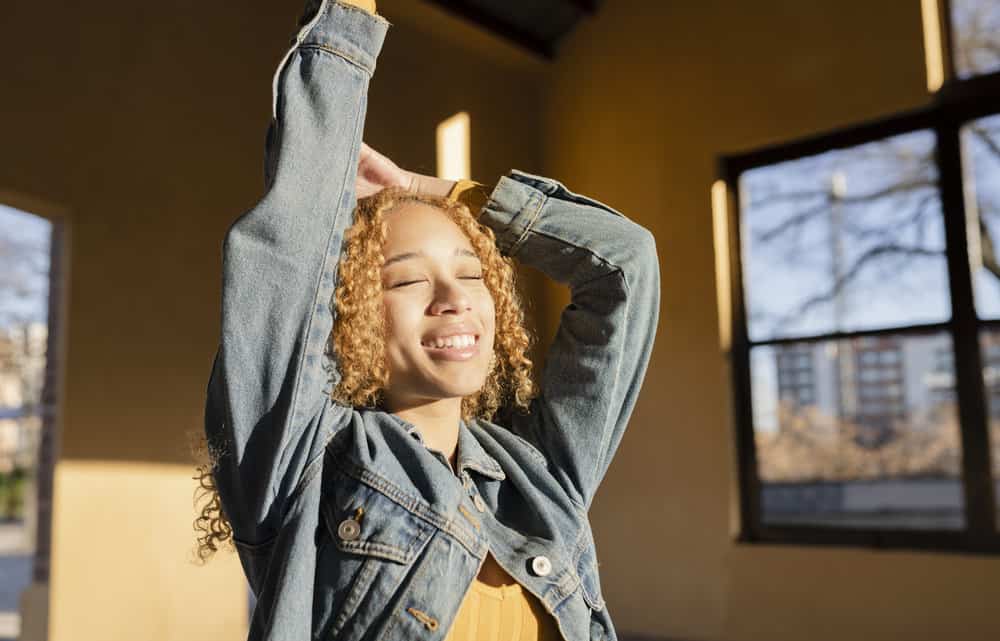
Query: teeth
424,334,476,349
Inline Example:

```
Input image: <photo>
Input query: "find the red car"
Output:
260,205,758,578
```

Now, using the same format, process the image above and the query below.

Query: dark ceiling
423,0,601,59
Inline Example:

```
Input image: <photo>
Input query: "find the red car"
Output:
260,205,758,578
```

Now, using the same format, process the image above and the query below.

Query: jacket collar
456,420,506,481
398,415,505,481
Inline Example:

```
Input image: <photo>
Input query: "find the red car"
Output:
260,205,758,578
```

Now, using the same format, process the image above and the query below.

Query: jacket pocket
321,479,434,563
314,474,435,640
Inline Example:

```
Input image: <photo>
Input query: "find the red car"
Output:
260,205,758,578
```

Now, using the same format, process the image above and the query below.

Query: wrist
406,172,456,199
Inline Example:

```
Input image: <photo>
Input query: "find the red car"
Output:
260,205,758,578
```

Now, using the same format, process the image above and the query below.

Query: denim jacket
203,2,660,640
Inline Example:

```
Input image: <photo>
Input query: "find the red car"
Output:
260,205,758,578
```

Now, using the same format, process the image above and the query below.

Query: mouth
420,333,481,361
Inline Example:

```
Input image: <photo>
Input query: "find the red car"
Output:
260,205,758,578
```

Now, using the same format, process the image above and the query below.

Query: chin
388,349,492,403
433,377,487,401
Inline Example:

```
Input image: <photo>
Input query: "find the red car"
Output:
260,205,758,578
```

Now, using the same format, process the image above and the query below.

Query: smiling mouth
420,334,480,361
420,334,479,349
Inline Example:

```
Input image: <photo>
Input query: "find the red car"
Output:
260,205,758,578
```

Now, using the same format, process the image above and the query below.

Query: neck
385,395,463,468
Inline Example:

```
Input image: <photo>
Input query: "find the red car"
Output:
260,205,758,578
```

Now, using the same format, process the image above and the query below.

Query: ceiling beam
422,0,555,59
567,0,599,14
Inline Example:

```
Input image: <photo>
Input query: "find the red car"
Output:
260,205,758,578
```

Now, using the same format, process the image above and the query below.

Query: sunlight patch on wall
436,112,471,181
921,0,946,92
712,180,733,353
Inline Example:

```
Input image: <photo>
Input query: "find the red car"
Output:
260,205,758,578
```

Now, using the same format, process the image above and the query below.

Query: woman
199,1,659,640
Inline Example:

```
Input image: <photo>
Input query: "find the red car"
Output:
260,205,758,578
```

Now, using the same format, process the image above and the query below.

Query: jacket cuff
296,0,391,77
477,171,548,258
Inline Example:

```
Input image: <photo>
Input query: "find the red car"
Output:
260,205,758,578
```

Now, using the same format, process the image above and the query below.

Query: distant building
773,331,997,448
852,335,906,446
922,331,1000,418
775,343,816,409
0,322,47,473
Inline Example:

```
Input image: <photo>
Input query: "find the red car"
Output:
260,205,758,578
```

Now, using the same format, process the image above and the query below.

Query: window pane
0,204,51,641
739,131,950,342
751,331,964,529
951,0,1000,79
961,113,1000,319
980,329,1000,527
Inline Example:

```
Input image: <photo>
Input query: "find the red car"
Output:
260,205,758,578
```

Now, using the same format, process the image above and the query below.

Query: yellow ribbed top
447,178,491,217
340,0,378,14
444,577,562,641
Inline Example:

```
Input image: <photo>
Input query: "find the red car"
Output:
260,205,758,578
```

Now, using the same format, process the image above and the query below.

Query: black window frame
718,0,1000,555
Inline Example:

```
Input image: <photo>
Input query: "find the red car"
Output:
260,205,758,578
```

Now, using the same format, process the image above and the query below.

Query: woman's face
379,202,496,408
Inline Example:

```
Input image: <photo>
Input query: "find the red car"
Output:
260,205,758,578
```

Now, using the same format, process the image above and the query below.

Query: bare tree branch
841,191,938,241
970,125,1000,161
747,187,830,210
770,243,942,334
753,178,937,245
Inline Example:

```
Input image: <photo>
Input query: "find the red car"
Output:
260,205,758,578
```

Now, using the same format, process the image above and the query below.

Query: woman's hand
355,143,456,200
355,143,412,199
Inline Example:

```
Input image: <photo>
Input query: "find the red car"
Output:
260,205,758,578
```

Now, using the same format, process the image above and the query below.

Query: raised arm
475,171,661,510
204,0,389,544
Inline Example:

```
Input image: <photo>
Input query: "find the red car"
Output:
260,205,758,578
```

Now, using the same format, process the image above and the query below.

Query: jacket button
337,518,361,541
472,494,486,512
530,555,552,577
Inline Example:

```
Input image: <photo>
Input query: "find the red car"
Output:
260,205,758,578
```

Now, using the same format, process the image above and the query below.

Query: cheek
478,292,497,343
382,298,418,349
485,288,497,318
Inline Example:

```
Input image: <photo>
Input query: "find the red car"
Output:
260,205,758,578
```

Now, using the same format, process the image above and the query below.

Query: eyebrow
382,248,480,267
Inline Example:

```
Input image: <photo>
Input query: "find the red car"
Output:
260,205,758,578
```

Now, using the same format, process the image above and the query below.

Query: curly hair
193,187,536,561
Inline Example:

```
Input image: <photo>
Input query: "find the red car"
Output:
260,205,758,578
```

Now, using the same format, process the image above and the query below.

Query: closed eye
388,275,481,288
389,279,426,289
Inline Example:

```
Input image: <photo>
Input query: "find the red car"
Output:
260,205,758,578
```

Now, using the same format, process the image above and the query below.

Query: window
0,202,57,640
719,0,1000,553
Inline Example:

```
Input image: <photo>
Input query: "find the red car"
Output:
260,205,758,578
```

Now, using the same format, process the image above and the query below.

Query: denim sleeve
478,170,661,510
204,1,389,543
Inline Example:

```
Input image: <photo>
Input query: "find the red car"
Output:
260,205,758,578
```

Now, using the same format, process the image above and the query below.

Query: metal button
472,494,486,512
337,518,361,541
530,555,552,577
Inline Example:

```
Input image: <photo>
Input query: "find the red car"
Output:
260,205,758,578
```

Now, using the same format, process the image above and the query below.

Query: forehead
382,202,474,255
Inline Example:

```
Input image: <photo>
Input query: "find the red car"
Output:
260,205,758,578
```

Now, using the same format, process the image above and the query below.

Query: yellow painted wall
48,462,246,641
539,1,1000,640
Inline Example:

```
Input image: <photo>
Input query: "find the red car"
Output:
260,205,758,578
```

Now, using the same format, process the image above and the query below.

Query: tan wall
48,462,246,641
540,1,1000,640
1,1,543,639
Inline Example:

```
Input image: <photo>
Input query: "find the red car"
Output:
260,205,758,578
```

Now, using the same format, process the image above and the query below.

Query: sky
739,129,952,344
0,204,51,329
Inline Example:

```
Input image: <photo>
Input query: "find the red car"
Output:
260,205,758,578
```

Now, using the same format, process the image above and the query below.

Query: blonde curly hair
193,187,536,561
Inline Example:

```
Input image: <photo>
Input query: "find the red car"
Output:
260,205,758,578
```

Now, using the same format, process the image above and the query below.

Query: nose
428,277,471,315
